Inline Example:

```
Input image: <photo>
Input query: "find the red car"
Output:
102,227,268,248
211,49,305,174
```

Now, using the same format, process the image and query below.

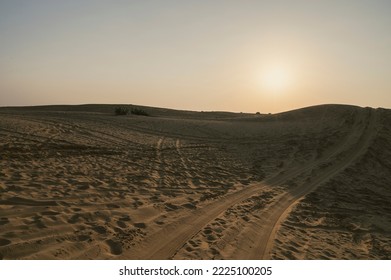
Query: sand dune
0,104,390,259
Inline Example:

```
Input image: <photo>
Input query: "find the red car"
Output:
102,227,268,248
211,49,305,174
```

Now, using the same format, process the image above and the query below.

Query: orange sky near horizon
0,0,390,113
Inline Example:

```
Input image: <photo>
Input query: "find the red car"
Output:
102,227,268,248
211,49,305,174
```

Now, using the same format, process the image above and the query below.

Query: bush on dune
130,107,149,116
115,106,129,115
114,106,150,116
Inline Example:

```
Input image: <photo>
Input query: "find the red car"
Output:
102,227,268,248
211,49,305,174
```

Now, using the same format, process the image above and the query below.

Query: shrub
130,107,149,116
115,106,129,115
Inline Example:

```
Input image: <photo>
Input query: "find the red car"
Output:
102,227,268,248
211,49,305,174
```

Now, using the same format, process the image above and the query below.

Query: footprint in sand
134,222,146,229
0,238,11,246
116,220,127,228
164,202,180,211
182,202,197,209
106,239,122,255
106,203,120,209
0,218,9,225
91,225,107,235
119,215,131,222
67,214,81,224
40,210,60,216
77,235,90,242
188,240,200,248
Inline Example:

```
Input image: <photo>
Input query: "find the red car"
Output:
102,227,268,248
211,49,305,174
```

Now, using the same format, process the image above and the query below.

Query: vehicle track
120,110,378,259
254,108,379,259
224,109,378,259
175,139,194,183
155,137,165,188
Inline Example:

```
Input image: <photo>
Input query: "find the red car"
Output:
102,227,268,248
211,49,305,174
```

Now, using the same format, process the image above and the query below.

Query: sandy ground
0,104,390,259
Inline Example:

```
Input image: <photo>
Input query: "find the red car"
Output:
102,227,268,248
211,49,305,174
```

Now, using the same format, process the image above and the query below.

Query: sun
259,65,292,93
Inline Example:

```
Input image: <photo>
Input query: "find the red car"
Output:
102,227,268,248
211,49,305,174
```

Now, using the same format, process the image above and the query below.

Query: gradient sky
1,0,390,113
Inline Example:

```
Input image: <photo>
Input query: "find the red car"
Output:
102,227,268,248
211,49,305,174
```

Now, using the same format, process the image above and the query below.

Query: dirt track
123,108,379,259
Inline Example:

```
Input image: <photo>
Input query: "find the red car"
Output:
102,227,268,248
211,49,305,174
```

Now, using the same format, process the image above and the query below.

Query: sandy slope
0,104,390,259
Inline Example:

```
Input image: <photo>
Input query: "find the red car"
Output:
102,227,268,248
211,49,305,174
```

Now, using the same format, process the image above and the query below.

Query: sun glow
259,65,293,93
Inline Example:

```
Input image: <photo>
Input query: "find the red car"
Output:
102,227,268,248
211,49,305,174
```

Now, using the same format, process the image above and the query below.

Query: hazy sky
1,0,390,112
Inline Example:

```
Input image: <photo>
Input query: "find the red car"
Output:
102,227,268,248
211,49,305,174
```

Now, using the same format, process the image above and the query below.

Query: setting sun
260,65,293,93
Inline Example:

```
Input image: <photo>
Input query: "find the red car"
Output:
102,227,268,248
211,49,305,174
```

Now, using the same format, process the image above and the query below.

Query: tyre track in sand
175,139,195,187
120,109,378,259
253,108,379,259
156,137,165,188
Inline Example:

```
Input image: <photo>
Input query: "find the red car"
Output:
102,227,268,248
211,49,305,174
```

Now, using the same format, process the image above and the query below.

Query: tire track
255,109,379,259
119,109,378,260
175,139,194,185
155,137,165,188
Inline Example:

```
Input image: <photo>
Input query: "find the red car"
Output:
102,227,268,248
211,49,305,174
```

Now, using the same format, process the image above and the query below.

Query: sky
0,0,390,113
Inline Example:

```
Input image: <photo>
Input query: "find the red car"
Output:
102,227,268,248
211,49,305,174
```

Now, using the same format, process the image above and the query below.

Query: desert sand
0,104,390,259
